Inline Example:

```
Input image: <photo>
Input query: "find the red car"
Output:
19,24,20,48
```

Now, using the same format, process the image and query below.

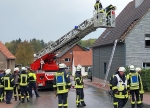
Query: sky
0,0,133,43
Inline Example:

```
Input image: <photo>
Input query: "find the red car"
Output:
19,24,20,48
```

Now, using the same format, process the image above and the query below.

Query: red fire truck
30,9,116,89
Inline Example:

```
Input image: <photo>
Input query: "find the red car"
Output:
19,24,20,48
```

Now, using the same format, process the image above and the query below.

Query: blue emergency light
75,26,78,29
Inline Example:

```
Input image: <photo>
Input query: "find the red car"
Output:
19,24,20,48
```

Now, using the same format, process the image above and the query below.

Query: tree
78,38,97,48
30,38,42,53
15,41,34,66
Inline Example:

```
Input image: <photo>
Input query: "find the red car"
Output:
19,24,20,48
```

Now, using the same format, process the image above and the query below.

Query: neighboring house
72,50,92,76
56,44,87,72
92,0,150,83
0,41,16,70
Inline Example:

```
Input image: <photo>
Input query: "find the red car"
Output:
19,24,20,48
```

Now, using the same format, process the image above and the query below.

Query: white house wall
125,10,150,67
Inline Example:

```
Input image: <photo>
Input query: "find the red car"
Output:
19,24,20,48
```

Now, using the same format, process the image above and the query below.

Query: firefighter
53,63,71,108
127,65,142,108
74,64,86,107
136,67,144,107
0,69,4,102
105,4,116,17
94,0,103,11
3,69,14,104
13,67,21,101
28,68,40,98
18,67,30,103
112,67,129,108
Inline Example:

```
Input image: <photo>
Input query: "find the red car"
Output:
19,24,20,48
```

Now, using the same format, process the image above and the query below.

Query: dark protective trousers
5,90,13,103
0,88,4,102
29,82,39,97
14,84,21,99
76,88,85,105
20,86,29,100
130,90,141,108
113,97,128,108
58,93,68,108
140,94,144,106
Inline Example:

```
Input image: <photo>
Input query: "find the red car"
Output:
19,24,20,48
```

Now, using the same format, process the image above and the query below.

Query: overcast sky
0,0,133,43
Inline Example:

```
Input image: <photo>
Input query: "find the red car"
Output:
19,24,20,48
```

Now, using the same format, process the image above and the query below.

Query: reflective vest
19,74,28,86
54,72,68,94
94,2,104,13
4,76,14,90
138,74,144,94
28,72,36,82
114,74,128,99
75,77,83,89
128,72,139,90
110,74,115,87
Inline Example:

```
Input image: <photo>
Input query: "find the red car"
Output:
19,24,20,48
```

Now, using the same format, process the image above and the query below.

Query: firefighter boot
27,98,30,102
19,96,21,101
14,96,17,101
137,104,142,108
22,98,24,103
81,101,86,106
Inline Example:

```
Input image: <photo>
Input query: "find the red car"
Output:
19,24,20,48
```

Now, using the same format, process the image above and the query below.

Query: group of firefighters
109,65,144,108
0,67,40,104
53,63,86,108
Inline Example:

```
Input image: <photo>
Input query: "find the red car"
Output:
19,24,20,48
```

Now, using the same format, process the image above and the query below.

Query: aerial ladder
30,9,116,89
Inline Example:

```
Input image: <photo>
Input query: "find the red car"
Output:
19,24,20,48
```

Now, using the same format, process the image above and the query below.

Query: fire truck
30,9,116,89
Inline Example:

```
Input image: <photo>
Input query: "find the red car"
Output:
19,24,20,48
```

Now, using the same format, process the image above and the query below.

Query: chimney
135,0,144,7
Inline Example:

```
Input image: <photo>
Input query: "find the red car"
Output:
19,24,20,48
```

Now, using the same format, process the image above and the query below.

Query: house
72,50,92,76
0,41,16,70
56,44,87,72
92,0,150,83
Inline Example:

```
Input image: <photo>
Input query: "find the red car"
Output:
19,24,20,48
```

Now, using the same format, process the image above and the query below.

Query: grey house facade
92,0,150,83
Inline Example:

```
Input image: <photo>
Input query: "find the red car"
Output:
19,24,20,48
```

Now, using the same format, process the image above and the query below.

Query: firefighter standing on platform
0,69,4,102
94,0,103,11
127,65,142,108
13,67,21,101
18,67,30,103
112,67,129,108
3,69,14,104
28,68,40,98
53,63,71,108
136,67,144,107
74,64,86,107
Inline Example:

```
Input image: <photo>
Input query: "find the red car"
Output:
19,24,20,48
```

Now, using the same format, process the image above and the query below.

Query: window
64,58,71,62
143,63,150,69
145,34,150,47
104,62,107,74
66,66,71,70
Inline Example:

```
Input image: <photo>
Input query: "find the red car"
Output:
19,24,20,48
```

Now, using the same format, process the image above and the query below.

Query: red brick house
56,44,87,72
0,41,16,70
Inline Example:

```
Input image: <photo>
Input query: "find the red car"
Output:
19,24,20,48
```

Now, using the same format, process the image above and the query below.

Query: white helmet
96,0,99,1
129,65,135,71
59,63,66,69
118,67,126,72
22,67,26,71
14,67,20,71
5,69,11,75
76,64,82,71
136,67,141,72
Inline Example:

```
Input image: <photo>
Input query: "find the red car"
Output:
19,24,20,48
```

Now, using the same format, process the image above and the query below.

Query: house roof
56,44,87,58
92,0,150,47
73,50,92,66
0,41,16,59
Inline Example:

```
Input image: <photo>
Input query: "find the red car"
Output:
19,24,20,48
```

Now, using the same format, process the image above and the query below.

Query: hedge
125,68,150,92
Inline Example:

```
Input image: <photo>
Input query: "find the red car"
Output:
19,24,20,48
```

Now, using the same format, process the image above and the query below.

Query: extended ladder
103,39,118,87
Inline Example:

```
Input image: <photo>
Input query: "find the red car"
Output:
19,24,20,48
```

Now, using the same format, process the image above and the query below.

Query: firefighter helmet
14,67,19,71
5,69,11,75
118,67,126,72
76,64,82,71
22,67,26,71
59,63,66,69
136,67,141,72
129,65,135,71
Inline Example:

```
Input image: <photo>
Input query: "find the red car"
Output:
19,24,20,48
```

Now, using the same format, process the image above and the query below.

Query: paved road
16,85,149,108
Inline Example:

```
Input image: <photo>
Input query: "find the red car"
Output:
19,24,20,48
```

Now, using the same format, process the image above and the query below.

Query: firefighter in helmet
127,65,142,108
3,69,14,104
74,64,86,107
0,69,4,102
112,67,129,108
136,67,144,107
18,67,30,103
53,63,71,108
13,67,21,101
94,0,103,11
